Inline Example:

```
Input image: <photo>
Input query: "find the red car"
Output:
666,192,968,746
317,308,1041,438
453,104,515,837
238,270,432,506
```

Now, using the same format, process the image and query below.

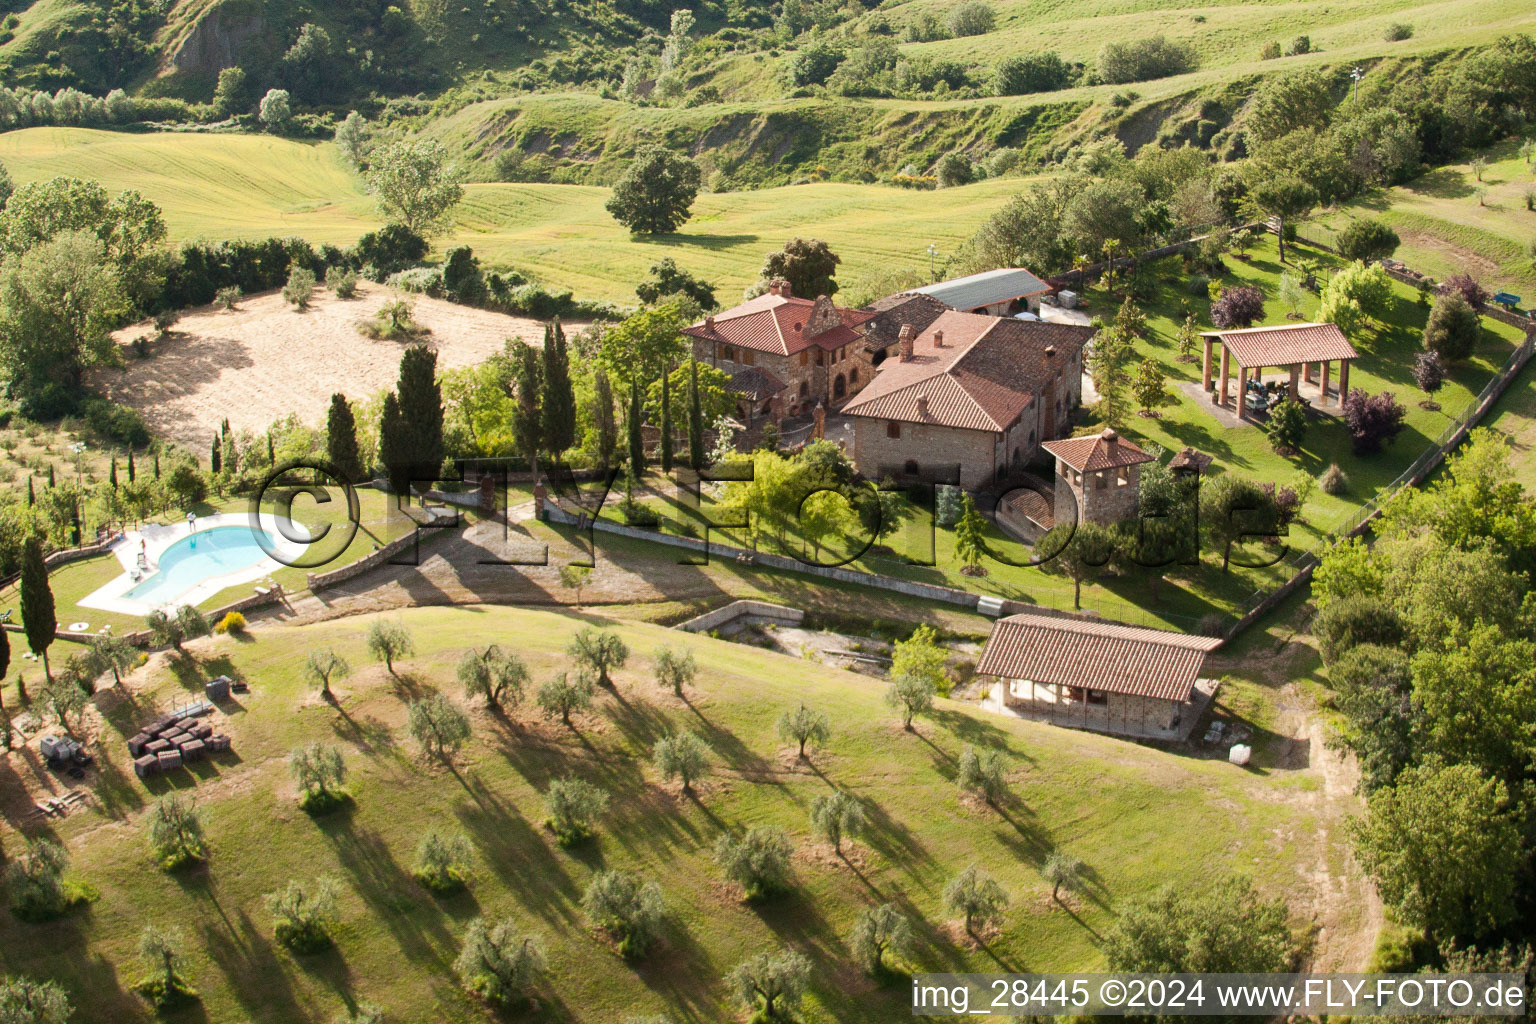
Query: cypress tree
397,345,444,479
26,477,34,506
659,371,674,473
221,417,230,438
593,365,617,470
379,392,409,496
210,434,222,474
266,433,275,464
19,537,55,682
511,340,543,478
627,377,645,475
154,452,161,479
47,464,54,488
540,319,577,461
687,356,705,471
326,393,364,484
109,457,118,490
0,626,9,709
127,449,136,482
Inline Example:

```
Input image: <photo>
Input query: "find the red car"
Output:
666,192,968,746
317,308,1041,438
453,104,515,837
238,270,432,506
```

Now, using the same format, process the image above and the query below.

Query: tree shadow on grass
195,895,307,1024
856,794,932,874
451,770,583,931
686,700,792,797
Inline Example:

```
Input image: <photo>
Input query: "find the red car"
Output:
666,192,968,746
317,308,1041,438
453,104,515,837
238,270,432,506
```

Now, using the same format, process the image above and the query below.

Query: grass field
0,127,1026,305
0,603,1328,1022
1311,137,1536,299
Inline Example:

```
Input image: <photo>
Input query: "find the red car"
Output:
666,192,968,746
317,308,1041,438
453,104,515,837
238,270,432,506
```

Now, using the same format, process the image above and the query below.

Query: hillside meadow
0,127,1026,305
0,604,1325,1023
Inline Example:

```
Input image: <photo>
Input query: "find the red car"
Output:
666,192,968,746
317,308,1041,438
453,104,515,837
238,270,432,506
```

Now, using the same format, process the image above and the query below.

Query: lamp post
1350,66,1363,103
927,243,938,282
68,441,87,544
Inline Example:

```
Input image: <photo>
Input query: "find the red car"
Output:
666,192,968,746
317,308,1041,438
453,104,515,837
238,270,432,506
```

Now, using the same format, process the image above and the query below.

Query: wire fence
1226,330,1536,635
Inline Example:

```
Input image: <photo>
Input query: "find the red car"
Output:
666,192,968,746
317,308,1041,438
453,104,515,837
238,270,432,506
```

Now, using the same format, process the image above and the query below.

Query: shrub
1098,35,1199,84
1319,463,1348,495
359,299,428,341
1384,22,1413,41
353,224,429,278
282,266,316,309
992,52,1071,95
948,2,995,37
214,611,246,634
1265,398,1309,453
330,268,359,299
1422,291,1481,362
1314,599,1406,665
1342,389,1407,455
5,838,79,922
1260,40,1282,60
935,151,976,187
79,397,151,448
1438,273,1487,312
1287,35,1311,55
1412,351,1446,405
784,39,844,86
1336,219,1401,263
1186,273,1210,297
1210,285,1265,327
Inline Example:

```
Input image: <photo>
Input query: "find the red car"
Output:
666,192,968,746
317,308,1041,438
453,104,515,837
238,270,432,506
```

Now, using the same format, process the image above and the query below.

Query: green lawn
1310,138,1536,299
0,603,1324,1022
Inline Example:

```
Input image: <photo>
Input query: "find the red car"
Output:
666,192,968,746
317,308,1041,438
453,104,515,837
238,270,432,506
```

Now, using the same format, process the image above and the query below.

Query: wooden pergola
1201,322,1360,421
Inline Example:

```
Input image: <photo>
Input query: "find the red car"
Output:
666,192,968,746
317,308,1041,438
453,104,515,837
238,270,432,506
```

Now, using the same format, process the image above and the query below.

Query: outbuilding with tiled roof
976,613,1223,739
1041,428,1155,527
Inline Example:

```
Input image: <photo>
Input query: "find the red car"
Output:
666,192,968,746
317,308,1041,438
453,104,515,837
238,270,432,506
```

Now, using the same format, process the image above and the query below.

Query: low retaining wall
306,530,421,591
676,600,805,633
2,584,287,648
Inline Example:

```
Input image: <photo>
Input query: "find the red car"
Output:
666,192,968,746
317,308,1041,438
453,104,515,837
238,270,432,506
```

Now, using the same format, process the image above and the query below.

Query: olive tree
0,975,73,1023
943,865,1008,935
135,924,195,1007
289,742,348,811
544,776,610,846
653,645,696,696
455,916,545,1005
809,791,865,854
458,645,528,709
957,745,1010,806
366,619,413,675
304,647,350,701
4,837,71,921
568,627,628,687
414,830,475,893
408,694,472,760
537,672,594,726
726,949,811,1021
885,672,935,730
582,870,665,958
1043,851,1086,904
714,826,793,900
148,792,207,869
653,731,711,794
264,876,339,952
849,903,914,974
776,704,830,758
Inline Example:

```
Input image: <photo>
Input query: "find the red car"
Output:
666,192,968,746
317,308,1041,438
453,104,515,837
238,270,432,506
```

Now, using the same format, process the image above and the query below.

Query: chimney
916,393,929,418
1102,427,1118,445
777,279,792,298
1045,345,1056,359
933,329,945,348
704,315,716,332
898,324,915,361
766,281,779,297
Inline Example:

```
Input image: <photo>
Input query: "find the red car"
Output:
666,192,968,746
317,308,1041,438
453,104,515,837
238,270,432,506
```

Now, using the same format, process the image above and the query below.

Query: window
1116,466,1129,487
850,367,859,384
1095,473,1108,490
1086,689,1109,706
833,374,846,398
799,350,809,367
815,350,824,366
744,350,756,366
904,459,920,475
720,344,736,362
799,381,809,397
887,421,902,439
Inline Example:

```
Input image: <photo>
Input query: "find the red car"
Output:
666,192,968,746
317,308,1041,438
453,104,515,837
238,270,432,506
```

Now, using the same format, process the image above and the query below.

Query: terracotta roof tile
975,613,1222,701
841,311,1094,432
1042,429,1154,472
725,366,787,400
683,294,874,357
860,293,950,353
1202,322,1359,367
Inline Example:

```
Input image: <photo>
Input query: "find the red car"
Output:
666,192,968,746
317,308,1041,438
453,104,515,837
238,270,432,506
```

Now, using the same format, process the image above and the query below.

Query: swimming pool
125,526,278,607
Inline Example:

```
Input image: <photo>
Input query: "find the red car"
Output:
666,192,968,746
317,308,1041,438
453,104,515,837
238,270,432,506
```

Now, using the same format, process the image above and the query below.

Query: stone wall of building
693,336,872,422
852,418,1001,489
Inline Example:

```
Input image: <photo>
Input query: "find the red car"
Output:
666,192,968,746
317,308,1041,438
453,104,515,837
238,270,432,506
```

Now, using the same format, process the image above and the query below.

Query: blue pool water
125,526,276,606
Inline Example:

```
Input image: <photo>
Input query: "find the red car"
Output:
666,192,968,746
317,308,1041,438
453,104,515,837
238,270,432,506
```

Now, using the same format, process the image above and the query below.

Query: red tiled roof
682,293,874,357
1004,489,1054,529
840,311,1093,432
1202,322,1358,367
725,366,787,400
975,613,1222,702
1042,429,1154,472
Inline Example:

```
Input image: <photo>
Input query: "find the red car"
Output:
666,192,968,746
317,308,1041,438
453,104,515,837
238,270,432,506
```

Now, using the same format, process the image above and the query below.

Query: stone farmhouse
683,283,875,426
839,310,1093,490
976,613,1223,740
859,292,950,368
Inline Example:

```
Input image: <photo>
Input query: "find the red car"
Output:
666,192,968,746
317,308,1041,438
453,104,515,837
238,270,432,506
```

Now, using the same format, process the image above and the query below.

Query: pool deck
78,511,309,617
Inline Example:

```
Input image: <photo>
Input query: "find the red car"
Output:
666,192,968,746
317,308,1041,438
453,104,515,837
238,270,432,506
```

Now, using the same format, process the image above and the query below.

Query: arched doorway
833,374,846,399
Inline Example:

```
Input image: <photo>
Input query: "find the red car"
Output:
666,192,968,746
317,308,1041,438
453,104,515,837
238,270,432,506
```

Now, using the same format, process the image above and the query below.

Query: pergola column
1288,363,1300,398
1236,363,1249,421
1218,345,1230,407
1303,361,1315,385
1338,359,1351,405
1202,338,1214,391
1321,360,1331,404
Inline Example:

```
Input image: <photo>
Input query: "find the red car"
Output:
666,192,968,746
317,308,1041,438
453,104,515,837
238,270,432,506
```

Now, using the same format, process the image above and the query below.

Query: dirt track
91,282,580,450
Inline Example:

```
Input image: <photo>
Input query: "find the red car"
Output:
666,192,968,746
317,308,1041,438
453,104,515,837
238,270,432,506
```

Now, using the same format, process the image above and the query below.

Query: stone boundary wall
676,600,805,633
3,584,287,648
306,530,422,591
